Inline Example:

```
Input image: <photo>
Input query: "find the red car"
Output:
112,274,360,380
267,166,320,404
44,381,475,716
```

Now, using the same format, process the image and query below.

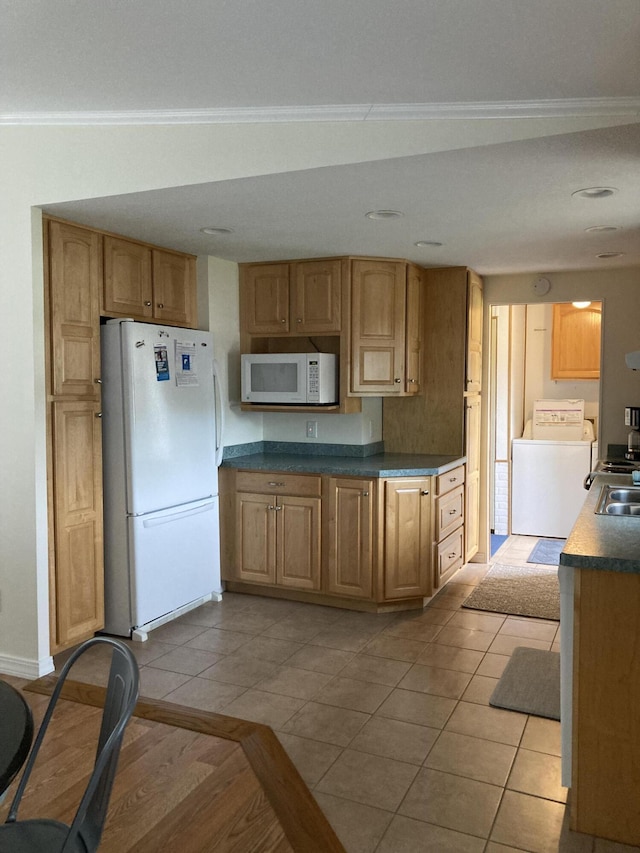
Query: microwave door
242,354,306,404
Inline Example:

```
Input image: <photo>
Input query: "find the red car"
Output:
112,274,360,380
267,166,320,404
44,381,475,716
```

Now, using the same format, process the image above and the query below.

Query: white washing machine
511,413,596,539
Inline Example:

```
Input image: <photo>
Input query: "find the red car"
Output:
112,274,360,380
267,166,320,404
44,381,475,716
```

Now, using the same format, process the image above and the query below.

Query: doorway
488,301,601,549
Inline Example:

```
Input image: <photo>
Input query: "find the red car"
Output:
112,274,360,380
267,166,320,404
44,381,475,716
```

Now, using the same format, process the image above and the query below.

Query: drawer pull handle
449,509,458,515
268,481,285,487
448,552,458,559
449,476,458,482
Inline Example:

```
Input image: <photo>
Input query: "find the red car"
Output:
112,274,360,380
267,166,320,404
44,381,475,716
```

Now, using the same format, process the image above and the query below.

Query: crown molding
1,97,639,126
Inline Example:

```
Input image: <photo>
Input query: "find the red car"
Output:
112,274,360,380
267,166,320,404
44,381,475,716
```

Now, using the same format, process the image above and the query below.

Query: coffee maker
625,406,640,460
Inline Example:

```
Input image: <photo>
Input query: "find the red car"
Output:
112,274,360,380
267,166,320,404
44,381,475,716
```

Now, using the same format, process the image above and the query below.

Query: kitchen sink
595,485,640,516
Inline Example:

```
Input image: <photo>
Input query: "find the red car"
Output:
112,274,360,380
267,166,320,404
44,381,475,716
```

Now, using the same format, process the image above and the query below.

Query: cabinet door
326,478,373,599
404,264,425,394
466,271,483,394
103,236,153,319
242,264,290,334
350,260,406,394
384,478,432,599
152,250,197,327
277,496,321,590
48,221,101,398
51,400,104,648
291,259,342,333
236,493,276,584
465,396,481,561
551,302,601,380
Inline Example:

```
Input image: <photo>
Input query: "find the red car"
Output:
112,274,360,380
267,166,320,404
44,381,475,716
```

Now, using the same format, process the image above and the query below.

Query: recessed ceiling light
596,252,624,259
200,226,234,235
365,210,404,220
571,187,617,199
414,241,443,248
585,225,619,233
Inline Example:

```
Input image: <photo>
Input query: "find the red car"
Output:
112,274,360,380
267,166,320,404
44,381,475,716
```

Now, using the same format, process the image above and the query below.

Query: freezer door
128,497,221,630
121,322,219,514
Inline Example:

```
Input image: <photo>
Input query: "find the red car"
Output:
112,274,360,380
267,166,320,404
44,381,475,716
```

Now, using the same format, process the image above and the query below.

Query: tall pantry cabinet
383,267,483,563
44,220,105,653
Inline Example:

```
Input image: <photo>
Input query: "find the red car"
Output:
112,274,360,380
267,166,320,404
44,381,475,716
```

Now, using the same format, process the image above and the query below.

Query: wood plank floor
0,675,344,852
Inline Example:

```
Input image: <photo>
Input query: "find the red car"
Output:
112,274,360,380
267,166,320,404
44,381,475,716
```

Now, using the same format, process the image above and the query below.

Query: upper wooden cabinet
241,259,342,336
48,221,102,399
551,302,602,380
103,236,197,328
349,259,425,396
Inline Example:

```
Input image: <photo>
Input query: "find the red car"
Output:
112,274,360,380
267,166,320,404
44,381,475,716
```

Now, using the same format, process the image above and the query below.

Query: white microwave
241,352,338,405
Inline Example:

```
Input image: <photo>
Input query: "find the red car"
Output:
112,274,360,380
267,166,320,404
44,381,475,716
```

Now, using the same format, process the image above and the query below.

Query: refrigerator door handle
141,501,215,528
213,358,225,467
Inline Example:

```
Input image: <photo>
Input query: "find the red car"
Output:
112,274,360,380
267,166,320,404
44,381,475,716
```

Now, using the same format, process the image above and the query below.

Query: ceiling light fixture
571,187,617,199
365,210,404,220
200,226,234,235
585,225,619,233
596,252,624,259
414,240,443,248
572,301,592,309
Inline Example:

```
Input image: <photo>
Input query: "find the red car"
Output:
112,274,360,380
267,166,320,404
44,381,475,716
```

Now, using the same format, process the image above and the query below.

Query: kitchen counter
559,471,640,845
221,452,465,478
560,473,640,573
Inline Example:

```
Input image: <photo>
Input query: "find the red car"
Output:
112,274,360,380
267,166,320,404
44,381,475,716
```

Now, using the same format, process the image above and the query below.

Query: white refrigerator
101,319,224,640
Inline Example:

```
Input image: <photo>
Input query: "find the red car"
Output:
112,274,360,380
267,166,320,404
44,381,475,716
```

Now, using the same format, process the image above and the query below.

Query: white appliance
511,402,596,538
241,352,338,405
101,319,224,640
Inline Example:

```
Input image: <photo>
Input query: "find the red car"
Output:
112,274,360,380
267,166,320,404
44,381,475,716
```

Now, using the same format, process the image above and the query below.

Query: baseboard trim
0,653,54,679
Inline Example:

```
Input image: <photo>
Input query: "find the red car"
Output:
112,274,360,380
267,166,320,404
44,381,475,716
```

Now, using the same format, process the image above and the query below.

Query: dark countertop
560,473,640,573
221,452,465,478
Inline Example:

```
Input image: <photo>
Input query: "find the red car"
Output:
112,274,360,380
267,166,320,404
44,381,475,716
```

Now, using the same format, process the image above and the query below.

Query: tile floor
55,535,640,853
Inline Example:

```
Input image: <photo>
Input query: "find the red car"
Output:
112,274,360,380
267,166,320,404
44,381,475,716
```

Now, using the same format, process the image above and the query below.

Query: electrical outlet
306,420,318,439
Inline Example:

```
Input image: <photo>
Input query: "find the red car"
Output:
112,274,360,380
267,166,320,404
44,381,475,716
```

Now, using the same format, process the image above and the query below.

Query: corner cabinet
220,468,437,610
45,219,105,652
383,266,484,562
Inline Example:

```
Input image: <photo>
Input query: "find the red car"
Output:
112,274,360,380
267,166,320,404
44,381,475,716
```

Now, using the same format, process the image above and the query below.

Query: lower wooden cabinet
235,473,321,591
326,477,374,599
383,478,433,599
221,467,463,609
50,400,104,649
433,465,465,589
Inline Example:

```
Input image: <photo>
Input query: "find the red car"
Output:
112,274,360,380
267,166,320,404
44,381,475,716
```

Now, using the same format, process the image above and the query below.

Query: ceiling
5,0,640,274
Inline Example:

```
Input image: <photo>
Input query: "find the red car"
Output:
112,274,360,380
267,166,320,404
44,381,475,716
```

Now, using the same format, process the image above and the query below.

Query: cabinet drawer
437,527,464,581
436,465,465,496
236,471,322,497
435,485,464,541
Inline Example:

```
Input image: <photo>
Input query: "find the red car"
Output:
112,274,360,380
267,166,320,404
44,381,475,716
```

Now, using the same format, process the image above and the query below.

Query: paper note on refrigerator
175,341,199,386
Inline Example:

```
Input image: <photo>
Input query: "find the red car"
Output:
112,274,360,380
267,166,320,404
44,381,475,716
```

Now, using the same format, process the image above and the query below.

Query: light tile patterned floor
55,535,640,853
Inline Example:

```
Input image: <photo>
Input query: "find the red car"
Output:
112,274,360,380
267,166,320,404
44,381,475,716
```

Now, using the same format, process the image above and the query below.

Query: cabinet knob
157,303,164,309
95,412,102,418
407,378,416,384
274,505,282,511
268,481,285,487
362,491,369,497
144,301,152,307
296,318,302,323
280,318,286,323
394,378,401,384
94,378,102,384
421,490,429,496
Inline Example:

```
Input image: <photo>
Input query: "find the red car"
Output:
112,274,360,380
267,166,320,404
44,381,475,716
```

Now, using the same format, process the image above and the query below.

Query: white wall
262,397,382,446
